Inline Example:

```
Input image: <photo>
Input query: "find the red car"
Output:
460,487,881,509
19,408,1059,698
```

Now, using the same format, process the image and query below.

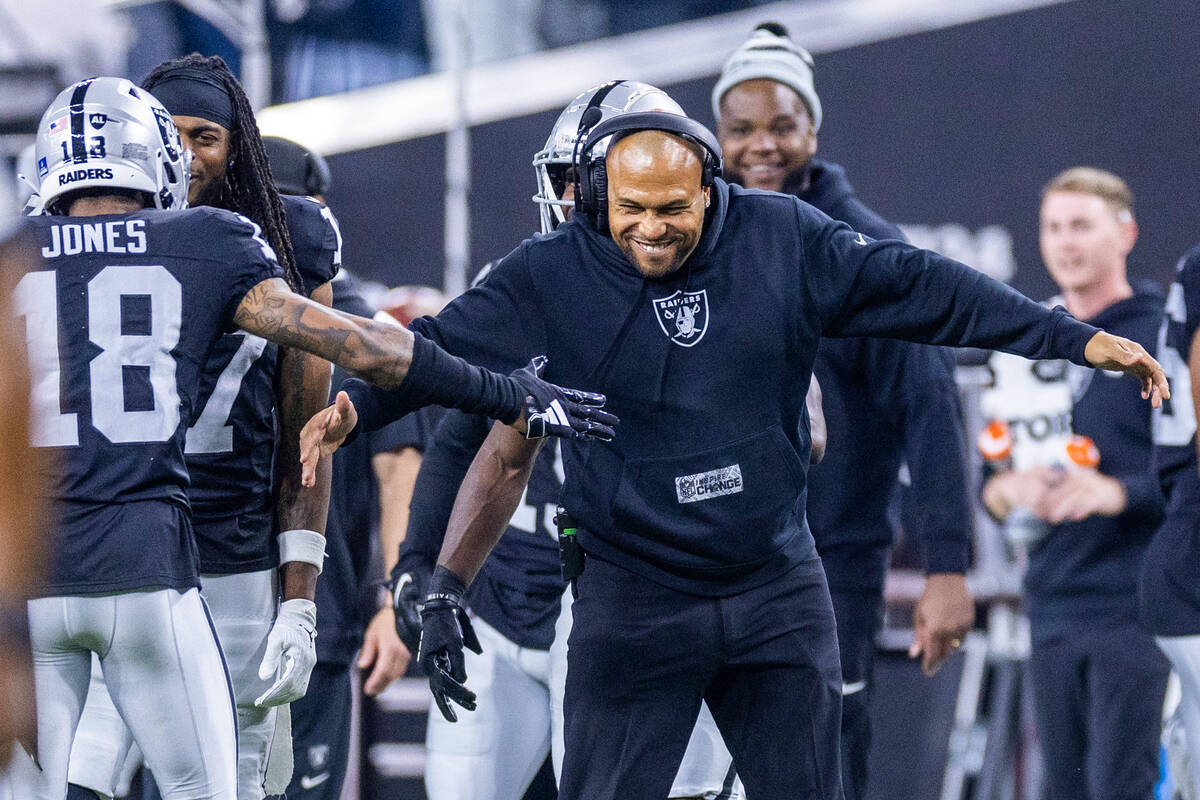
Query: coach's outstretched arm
230,279,616,477
804,215,1169,406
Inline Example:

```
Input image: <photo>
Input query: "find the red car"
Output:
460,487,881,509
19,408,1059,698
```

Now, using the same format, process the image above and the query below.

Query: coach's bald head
606,131,710,278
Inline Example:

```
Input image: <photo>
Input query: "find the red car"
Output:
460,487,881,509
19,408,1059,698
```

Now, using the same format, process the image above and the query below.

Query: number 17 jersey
19,208,283,596
185,195,341,574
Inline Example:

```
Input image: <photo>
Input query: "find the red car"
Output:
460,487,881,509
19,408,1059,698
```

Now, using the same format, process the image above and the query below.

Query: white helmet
532,80,684,234
34,76,189,214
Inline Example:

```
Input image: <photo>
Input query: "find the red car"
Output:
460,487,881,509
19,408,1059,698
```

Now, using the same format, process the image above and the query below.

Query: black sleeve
1180,247,1200,354
341,247,547,434
409,244,548,373
799,204,1099,364
392,410,492,580
862,338,972,573
209,210,286,329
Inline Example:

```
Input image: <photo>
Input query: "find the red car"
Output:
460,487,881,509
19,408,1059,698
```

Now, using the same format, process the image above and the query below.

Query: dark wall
326,0,1200,299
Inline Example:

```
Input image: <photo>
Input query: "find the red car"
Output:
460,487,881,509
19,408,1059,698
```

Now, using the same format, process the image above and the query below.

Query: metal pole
442,0,470,297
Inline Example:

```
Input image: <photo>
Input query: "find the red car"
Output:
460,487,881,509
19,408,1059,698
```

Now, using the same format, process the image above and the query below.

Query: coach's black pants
560,554,843,800
821,543,889,800
1028,623,1169,800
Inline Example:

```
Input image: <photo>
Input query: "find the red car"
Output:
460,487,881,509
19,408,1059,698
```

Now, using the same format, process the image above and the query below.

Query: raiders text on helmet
34,77,190,214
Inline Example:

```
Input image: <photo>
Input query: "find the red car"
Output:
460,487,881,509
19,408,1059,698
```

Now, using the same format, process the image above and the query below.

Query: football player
262,135,421,800
67,54,341,800
20,76,612,800
1141,243,1200,799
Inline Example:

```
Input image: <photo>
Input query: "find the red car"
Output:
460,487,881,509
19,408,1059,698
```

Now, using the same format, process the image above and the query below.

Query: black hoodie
353,178,1100,596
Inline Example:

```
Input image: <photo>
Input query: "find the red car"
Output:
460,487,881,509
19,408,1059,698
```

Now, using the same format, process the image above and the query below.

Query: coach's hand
300,391,358,487
909,573,974,676
510,356,618,442
255,598,318,707
418,566,482,723
1084,332,1169,408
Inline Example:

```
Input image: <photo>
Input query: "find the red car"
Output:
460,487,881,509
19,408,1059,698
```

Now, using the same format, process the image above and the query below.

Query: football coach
302,109,1168,800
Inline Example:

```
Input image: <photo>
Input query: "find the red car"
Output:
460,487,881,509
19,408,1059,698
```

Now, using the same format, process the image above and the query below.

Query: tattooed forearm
234,279,414,389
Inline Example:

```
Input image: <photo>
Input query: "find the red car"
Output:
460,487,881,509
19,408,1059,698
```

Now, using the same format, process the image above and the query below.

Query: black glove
511,356,618,442
418,566,483,723
390,567,429,657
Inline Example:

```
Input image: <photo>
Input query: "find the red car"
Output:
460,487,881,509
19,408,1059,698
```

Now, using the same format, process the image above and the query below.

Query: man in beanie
714,22,976,800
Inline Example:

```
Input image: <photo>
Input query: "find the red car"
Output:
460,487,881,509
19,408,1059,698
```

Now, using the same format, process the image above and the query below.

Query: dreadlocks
142,54,302,291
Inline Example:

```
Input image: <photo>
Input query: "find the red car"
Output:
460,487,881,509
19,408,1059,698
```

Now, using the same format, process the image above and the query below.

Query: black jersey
185,195,341,574
1152,245,1200,500
19,208,282,595
1142,245,1200,636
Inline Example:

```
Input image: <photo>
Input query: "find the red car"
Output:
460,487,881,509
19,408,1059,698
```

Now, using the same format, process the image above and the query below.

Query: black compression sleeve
341,333,525,437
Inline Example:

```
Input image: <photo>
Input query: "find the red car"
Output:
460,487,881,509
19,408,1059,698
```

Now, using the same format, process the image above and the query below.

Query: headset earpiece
572,106,606,230
592,160,609,235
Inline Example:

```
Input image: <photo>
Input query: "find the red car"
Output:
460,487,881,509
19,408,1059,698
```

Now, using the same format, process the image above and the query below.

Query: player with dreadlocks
67,54,345,800
145,53,303,291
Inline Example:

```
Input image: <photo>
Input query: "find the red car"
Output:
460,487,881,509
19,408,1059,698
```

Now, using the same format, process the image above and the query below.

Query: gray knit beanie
711,22,822,132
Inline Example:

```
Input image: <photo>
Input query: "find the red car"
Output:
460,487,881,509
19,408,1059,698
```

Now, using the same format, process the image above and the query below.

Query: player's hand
1083,331,1169,408
418,566,482,722
358,605,411,696
509,356,618,442
1034,469,1126,524
255,598,318,707
391,568,428,657
909,573,974,676
300,391,358,487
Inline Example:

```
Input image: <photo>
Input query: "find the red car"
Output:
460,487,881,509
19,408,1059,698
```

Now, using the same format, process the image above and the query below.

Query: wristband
426,564,468,602
278,529,327,574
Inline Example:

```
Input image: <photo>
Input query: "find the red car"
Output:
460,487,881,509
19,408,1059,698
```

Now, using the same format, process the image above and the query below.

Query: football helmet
34,76,189,214
532,80,683,234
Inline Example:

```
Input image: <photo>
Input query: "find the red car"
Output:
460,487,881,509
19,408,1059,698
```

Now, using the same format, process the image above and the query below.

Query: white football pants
424,615,553,800
69,569,287,800
28,588,237,800
1158,635,1200,800
550,590,743,799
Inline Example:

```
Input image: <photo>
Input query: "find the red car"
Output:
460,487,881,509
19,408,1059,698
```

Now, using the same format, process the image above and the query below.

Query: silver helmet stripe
68,78,96,165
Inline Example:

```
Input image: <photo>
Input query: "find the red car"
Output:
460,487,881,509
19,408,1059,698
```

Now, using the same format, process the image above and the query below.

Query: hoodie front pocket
609,425,804,571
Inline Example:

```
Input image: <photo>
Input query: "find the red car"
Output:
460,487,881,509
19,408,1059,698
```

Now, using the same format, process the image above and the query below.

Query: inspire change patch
675,464,743,504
